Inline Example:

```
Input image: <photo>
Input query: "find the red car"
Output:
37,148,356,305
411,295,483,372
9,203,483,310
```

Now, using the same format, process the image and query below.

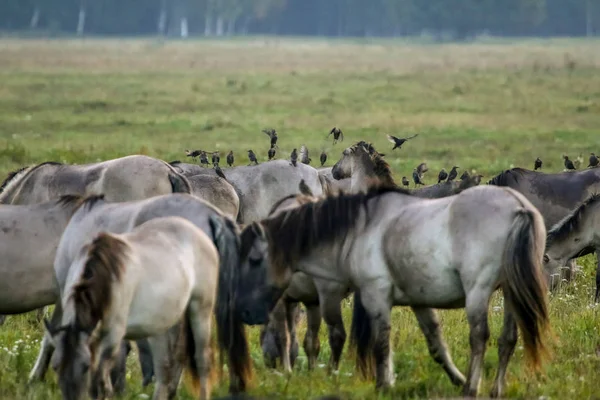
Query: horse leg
411,307,465,386
148,326,183,400
136,338,155,387
463,289,492,397
109,341,131,395
490,306,518,398
29,302,63,382
0,315,5,325
187,300,214,400
357,286,394,390
318,292,346,373
285,301,300,369
302,303,321,370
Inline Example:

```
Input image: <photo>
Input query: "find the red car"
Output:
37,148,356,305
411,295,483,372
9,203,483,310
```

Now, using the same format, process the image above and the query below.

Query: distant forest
1,0,599,39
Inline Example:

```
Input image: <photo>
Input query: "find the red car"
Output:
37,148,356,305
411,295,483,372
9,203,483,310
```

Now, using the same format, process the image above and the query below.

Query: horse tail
502,208,551,370
209,214,253,393
168,172,191,194
349,291,375,379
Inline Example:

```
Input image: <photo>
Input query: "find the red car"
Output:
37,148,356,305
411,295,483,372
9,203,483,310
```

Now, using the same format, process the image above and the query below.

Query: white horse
237,184,551,398
45,217,218,400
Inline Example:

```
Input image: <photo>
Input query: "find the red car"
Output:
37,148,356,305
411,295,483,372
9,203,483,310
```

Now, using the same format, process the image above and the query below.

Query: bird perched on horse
212,152,220,167
564,155,576,171
534,157,543,170
268,146,276,161
438,169,448,183
290,149,298,167
386,133,419,150
227,151,234,167
300,145,311,165
248,150,259,165
199,151,210,167
412,168,425,186
589,153,599,168
402,177,409,188
447,166,459,182
185,149,202,160
320,151,327,167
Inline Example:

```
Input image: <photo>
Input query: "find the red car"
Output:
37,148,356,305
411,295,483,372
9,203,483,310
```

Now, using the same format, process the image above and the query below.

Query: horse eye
574,238,580,242
543,255,549,263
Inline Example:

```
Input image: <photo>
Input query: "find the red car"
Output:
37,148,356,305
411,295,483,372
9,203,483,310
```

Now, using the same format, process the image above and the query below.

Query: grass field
1,37,600,399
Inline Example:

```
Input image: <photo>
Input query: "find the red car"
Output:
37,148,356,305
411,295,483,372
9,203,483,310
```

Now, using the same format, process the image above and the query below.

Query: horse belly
125,283,192,339
390,265,466,309
0,256,57,314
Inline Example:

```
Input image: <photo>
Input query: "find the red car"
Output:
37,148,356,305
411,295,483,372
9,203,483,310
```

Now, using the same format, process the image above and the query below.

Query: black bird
412,168,424,186
534,157,543,170
262,128,278,148
227,150,234,167
320,151,327,167
386,133,419,150
199,151,210,167
329,127,344,144
589,153,599,168
247,150,258,165
460,170,470,181
298,179,313,196
214,165,227,180
290,148,298,167
268,146,276,161
447,166,459,182
300,145,311,165
185,149,202,159
437,169,448,183
564,155,576,171
212,151,220,167
402,176,410,188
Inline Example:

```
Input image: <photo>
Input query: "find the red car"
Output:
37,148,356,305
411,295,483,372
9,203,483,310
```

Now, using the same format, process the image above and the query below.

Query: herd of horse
0,141,599,400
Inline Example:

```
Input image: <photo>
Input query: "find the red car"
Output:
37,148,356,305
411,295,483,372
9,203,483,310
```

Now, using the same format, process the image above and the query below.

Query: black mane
547,193,600,246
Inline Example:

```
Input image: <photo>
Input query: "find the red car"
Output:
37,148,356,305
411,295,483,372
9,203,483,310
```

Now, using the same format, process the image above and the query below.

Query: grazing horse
30,194,252,394
169,160,325,223
237,185,550,398
45,217,218,400
255,182,352,373
544,193,600,298
0,155,191,205
488,167,600,292
331,142,480,197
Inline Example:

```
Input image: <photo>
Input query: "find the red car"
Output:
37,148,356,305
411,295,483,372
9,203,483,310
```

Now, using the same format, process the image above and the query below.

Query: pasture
0,38,600,399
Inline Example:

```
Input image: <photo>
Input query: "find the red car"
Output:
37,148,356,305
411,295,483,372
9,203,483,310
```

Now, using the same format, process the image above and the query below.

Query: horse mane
370,152,396,187
0,161,62,203
262,184,411,284
79,194,107,212
56,194,86,209
547,193,600,246
487,168,526,186
169,160,181,165
71,232,128,332
267,193,318,216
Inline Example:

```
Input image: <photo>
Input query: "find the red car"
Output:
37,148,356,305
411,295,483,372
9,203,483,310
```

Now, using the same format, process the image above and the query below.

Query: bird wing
386,134,397,144
406,133,419,140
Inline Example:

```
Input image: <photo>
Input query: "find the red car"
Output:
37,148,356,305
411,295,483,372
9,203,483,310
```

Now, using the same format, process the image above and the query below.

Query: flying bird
402,176,410,188
460,170,470,181
534,157,543,170
300,145,311,165
227,151,234,167
185,149,202,159
416,162,428,176
247,150,258,165
437,169,448,183
320,151,327,167
199,151,210,167
262,128,278,148
329,127,344,144
212,151,220,167
268,146,276,161
412,168,424,186
290,148,298,167
589,153,599,168
563,155,576,171
447,166,459,182
386,133,419,150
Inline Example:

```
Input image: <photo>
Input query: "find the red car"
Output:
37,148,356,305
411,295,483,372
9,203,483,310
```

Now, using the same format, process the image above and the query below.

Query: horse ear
379,153,386,157
251,222,266,240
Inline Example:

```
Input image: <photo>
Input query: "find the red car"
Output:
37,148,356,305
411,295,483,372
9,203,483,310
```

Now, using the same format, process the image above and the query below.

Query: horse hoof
451,373,467,387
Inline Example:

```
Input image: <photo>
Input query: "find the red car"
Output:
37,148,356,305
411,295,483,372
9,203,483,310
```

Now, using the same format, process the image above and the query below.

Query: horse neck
350,153,378,193
0,167,34,204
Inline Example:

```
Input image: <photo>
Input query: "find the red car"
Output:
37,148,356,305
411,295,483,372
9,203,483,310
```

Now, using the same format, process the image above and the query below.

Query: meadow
0,37,600,399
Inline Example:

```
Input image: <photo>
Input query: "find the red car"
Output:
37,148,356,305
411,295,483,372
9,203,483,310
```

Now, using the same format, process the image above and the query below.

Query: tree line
1,0,599,39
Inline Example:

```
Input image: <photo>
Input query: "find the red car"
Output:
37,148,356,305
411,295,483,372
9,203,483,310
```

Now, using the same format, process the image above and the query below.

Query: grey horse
169,160,326,223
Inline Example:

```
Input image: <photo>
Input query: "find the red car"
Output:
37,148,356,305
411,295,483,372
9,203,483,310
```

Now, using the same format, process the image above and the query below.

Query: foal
46,217,219,400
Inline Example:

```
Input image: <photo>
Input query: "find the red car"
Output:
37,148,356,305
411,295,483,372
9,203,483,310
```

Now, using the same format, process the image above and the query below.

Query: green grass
0,38,600,399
